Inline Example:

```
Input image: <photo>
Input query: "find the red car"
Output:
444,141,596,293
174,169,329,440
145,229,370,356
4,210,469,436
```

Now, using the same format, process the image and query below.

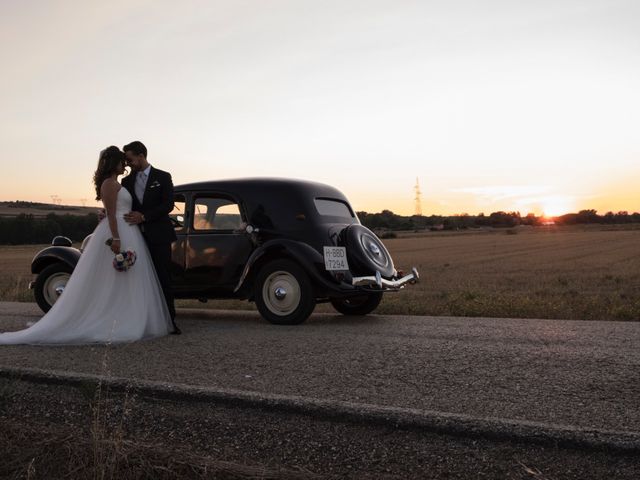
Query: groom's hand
124,211,145,225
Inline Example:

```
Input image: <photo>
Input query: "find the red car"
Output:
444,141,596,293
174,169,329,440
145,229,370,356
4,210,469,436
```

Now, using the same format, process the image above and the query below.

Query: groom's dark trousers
122,167,178,326
147,242,176,321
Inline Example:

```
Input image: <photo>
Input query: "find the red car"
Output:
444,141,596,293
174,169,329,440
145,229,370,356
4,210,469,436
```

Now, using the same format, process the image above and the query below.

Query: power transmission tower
413,177,422,216
50,195,58,205
80,198,87,207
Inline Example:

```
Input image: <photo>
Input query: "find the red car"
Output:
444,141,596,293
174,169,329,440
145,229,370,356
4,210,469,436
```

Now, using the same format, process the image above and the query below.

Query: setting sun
540,196,576,217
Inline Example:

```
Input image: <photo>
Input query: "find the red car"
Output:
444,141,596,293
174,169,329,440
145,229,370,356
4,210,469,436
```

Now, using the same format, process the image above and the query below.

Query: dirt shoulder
2,376,639,480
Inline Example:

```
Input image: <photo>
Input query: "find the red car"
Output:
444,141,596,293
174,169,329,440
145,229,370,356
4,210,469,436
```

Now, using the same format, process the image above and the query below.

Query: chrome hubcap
44,273,70,306
263,271,300,316
360,233,390,270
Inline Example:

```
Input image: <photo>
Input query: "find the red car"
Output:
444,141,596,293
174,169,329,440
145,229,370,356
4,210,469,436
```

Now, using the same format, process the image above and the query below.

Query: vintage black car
30,178,419,324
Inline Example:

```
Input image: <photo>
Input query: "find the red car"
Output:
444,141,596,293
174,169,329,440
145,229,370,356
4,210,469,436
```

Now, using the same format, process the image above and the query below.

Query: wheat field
0,245,42,303
379,226,640,320
1,226,638,320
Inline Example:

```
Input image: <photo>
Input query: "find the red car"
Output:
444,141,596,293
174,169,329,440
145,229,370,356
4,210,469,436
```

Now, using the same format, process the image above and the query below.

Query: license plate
324,246,349,271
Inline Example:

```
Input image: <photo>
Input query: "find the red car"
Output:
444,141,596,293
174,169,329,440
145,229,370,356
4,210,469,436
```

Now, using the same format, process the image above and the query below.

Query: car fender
31,246,81,274
234,239,327,294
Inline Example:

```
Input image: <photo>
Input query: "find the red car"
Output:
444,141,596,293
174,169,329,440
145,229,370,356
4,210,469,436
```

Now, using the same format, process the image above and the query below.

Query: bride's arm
101,179,121,254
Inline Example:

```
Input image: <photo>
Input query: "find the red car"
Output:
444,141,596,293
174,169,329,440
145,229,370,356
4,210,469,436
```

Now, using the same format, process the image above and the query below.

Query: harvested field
1,226,639,320
0,244,44,303
380,226,640,320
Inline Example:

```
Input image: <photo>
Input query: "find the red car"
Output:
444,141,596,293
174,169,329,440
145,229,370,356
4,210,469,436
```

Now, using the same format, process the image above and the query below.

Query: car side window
170,194,186,231
193,196,243,232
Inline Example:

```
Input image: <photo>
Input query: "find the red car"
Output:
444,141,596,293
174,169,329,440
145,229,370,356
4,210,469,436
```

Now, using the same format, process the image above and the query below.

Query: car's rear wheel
34,262,73,313
254,259,316,325
331,292,383,316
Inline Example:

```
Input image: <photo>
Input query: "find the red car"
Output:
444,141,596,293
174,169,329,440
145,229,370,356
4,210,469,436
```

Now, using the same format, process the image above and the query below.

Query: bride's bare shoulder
100,178,121,195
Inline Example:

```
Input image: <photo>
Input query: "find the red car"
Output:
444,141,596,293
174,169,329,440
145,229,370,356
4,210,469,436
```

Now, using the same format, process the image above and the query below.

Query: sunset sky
1,0,638,216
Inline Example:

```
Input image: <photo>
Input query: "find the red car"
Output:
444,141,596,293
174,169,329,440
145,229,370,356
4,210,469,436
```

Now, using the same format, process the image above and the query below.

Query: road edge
1,365,639,453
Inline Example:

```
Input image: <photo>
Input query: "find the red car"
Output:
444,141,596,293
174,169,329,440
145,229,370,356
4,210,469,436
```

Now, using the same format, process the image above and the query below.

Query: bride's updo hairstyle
93,146,125,200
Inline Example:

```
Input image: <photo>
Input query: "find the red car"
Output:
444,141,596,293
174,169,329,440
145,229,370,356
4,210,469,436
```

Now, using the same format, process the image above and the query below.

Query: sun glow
540,196,575,217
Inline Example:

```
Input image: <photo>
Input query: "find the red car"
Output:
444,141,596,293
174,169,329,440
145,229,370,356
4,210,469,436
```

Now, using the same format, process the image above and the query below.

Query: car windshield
314,198,355,221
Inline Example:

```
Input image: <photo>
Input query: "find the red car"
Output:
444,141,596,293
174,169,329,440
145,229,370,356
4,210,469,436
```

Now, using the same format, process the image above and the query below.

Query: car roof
175,177,349,202
175,177,358,228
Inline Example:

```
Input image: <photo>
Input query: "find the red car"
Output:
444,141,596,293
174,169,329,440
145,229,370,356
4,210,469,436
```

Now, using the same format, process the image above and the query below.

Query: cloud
450,186,592,215
451,185,551,202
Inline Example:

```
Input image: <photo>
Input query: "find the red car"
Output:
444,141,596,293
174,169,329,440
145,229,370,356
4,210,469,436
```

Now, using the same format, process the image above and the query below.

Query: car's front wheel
34,262,73,313
331,292,383,316
254,259,316,325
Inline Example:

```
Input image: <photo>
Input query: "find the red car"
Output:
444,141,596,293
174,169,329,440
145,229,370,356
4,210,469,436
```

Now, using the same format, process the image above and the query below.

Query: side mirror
170,215,184,228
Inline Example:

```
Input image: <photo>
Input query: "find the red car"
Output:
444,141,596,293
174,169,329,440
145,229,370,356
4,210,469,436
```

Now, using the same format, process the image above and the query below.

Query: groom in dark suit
122,141,180,334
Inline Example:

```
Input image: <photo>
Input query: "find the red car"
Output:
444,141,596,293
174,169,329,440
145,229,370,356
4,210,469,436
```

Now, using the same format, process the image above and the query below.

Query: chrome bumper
28,281,35,290
352,267,419,289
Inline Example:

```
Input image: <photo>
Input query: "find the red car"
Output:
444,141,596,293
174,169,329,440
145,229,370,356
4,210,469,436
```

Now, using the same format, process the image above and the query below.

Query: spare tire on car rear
339,224,395,278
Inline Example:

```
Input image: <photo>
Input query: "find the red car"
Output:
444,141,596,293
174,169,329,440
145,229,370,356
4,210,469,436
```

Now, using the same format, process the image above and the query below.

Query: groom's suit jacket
122,166,177,245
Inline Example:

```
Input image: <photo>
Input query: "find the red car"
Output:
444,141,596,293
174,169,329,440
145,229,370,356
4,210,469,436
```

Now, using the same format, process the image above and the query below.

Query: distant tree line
553,209,640,225
0,213,98,245
358,209,640,232
0,209,638,245
2,200,80,211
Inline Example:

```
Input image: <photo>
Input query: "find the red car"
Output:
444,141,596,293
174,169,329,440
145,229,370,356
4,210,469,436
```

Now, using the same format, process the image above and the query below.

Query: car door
169,192,188,289
184,193,253,294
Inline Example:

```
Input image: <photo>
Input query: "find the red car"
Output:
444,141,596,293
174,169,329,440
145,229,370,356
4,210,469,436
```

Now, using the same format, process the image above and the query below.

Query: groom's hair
123,140,147,158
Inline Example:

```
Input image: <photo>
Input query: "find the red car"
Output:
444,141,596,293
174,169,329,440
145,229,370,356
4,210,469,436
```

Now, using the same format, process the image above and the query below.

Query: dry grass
0,244,47,303
2,226,639,320
1,360,316,479
377,226,640,320
0,418,314,480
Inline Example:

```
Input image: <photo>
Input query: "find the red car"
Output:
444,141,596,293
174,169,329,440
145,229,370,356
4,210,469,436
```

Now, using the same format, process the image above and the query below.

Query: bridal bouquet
112,250,137,272
106,238,137,271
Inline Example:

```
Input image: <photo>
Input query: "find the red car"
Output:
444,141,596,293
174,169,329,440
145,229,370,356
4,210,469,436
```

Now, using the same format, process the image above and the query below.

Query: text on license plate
324,246,349,271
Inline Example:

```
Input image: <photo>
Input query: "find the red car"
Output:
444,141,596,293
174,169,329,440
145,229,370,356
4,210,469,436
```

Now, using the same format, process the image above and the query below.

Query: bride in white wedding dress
0,146,172,344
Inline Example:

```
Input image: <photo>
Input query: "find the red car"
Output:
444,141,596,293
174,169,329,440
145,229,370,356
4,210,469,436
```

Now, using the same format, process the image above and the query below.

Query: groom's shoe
171,325,182,335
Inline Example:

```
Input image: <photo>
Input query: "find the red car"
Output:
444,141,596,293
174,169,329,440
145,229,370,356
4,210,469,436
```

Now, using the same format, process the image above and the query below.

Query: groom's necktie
135,172,147,204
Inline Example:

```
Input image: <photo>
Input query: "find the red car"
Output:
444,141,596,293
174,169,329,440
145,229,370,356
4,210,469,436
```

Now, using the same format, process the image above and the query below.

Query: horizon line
1,199,638,219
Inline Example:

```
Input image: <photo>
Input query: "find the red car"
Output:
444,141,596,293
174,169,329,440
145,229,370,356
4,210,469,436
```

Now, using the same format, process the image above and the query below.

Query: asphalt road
2,302,640,478
1,301,638,434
